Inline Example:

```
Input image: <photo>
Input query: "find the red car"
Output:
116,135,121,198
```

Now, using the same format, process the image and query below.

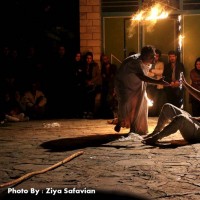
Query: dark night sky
0,0,80,53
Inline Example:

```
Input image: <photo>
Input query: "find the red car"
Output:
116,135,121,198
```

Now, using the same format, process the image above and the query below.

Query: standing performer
114,46,169,135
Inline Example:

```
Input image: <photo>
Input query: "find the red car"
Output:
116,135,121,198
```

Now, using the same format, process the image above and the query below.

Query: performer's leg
143,114,198,144
154,103,191,132
144,103,191,139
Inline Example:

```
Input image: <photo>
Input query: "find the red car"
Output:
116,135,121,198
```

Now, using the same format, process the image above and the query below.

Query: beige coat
148,61,164,89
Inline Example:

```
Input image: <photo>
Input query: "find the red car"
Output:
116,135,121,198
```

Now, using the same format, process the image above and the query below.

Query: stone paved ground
0,118,200,199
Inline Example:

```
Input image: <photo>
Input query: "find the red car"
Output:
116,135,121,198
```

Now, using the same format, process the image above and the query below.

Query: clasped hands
159,72,185,87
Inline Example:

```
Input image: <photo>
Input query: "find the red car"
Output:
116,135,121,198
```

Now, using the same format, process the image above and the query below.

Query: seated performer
142,73,200,145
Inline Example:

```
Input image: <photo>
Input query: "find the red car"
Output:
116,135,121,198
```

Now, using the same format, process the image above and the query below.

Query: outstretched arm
189,116,200,122
136,73,170,86
181,72,200,102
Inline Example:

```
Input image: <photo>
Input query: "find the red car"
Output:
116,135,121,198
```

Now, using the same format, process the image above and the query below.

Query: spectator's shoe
5,115,20,122
83,112,88,119
18,113,29,121
107,119,113,124
20,115,29,122
0,120,6,126
87,112,93,119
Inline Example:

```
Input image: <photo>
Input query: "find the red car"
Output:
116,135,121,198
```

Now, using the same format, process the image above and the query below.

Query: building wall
79,0,102,63
102,17,177,67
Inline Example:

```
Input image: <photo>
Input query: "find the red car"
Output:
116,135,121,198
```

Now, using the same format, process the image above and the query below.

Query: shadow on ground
40,133,130,152
142,139,190,149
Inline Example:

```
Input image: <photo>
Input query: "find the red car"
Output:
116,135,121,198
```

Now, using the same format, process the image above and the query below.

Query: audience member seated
100,54,117,118
189,57,200,116
21,80,47,119
73,51,85,118
82,51,102,119
1,89,29,122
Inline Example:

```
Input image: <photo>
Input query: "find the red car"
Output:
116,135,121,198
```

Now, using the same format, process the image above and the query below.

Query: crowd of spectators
0,45,117,122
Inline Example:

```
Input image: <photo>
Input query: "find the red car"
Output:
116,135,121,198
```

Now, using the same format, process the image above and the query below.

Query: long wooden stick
0,151,84,188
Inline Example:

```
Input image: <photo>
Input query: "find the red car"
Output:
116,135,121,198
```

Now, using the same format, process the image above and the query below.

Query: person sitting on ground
1,89,29,122
82,51,102,119
5,90,29,122
142,73,200,145
107,87,118,125
101,54,117,118
22,80,47,119
189,57,200,116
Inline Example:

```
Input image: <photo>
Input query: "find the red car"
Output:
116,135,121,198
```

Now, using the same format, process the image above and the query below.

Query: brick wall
79,0,102,63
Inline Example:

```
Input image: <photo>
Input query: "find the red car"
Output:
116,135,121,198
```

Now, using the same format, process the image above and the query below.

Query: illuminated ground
0,118,199,200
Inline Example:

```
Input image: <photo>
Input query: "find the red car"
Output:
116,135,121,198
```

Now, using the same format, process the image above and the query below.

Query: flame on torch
147,97,154,107
178,34,184,51
131,3,168,21
128,3,170,37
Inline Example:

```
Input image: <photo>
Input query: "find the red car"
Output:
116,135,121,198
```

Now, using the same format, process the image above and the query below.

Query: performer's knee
161,103,173,112
172,114,188,126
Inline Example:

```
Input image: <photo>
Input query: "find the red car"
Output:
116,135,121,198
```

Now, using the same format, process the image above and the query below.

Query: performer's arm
182,73,200,102
136,73,169,86
189,116,200,122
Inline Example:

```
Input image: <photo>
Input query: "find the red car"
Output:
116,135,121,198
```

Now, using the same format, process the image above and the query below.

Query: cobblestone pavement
0,118,200,200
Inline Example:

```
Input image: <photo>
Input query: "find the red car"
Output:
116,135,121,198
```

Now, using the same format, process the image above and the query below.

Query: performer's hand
170,81,180,87
148,71,154,77
158,77,170,86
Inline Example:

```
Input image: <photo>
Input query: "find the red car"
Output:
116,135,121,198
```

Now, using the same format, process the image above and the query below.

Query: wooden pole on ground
0,151,84,188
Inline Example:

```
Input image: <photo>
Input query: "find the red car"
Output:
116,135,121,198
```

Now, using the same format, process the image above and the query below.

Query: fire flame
128,3,170,37
147,97,154,107
178,34,184,51
131,3,168,21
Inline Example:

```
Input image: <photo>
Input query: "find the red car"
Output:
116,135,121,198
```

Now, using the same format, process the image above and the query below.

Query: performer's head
140,45,156,64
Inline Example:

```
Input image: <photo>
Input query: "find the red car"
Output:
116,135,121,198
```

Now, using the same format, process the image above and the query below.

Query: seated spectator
1,89,29,122
101,54,117,118
73,51,85,118
22,80,47,119
189,57,200,116
107,87,119,125
5,112,29,122
82,51,102,119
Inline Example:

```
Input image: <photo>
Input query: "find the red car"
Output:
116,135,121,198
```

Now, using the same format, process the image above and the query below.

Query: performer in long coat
114,46,169,135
